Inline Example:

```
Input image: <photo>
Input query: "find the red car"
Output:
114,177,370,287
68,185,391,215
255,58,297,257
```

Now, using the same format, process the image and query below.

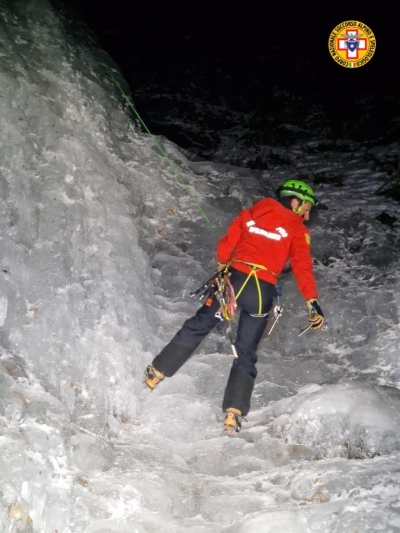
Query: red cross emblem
337,29,367,59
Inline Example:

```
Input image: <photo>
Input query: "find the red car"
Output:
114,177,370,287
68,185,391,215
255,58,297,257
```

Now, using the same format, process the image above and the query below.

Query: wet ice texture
1,1,400,532
262,382,400,459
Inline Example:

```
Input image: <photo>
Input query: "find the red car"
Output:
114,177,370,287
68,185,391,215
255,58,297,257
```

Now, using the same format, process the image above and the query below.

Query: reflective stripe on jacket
216,198,318,300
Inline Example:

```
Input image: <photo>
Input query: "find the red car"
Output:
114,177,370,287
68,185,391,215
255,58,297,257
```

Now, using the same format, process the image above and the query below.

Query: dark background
58,2,398,160
60,4,390,76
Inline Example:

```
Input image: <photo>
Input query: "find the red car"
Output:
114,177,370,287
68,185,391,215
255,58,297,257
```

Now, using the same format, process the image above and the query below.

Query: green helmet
278,179,317,206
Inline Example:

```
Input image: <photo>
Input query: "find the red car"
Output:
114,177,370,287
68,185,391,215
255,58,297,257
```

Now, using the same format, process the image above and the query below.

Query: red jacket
216,198,318,300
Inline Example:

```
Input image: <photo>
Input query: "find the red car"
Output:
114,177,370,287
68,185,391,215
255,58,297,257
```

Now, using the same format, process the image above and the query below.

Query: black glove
306,299,325,331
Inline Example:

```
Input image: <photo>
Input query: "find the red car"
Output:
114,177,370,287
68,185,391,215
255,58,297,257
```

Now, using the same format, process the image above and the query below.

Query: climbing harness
190,261,284,359
232,260,278,316
230,261,282,338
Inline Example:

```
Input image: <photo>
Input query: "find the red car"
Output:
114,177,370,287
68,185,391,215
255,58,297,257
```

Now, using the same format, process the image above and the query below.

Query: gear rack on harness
191,267,285,358
191,268,238,358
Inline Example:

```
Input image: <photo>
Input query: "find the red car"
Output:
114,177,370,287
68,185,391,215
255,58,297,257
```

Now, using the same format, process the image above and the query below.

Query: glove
306,299,325,330
217,262,228,272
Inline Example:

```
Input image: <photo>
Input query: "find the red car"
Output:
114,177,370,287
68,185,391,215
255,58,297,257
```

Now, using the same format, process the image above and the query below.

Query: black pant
152,268,276,416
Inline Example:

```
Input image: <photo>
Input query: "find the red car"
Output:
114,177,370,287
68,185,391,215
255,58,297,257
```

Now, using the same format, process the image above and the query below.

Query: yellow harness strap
229,260,278,315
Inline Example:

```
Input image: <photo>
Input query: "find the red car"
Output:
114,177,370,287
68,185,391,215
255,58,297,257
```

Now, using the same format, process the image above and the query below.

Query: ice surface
1,1,400,532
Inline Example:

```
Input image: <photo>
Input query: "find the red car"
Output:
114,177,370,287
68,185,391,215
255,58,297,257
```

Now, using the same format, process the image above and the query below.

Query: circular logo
328,21,376,68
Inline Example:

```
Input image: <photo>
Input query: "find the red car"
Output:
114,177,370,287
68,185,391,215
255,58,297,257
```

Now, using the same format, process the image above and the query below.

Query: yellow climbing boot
145,364,165,390
224,408,242,436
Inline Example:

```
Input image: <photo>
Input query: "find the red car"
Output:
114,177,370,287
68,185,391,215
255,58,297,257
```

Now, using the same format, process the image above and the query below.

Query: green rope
102,63,217,232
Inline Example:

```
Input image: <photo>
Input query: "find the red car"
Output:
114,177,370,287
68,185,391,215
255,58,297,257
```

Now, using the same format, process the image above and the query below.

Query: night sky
60,2,397,150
